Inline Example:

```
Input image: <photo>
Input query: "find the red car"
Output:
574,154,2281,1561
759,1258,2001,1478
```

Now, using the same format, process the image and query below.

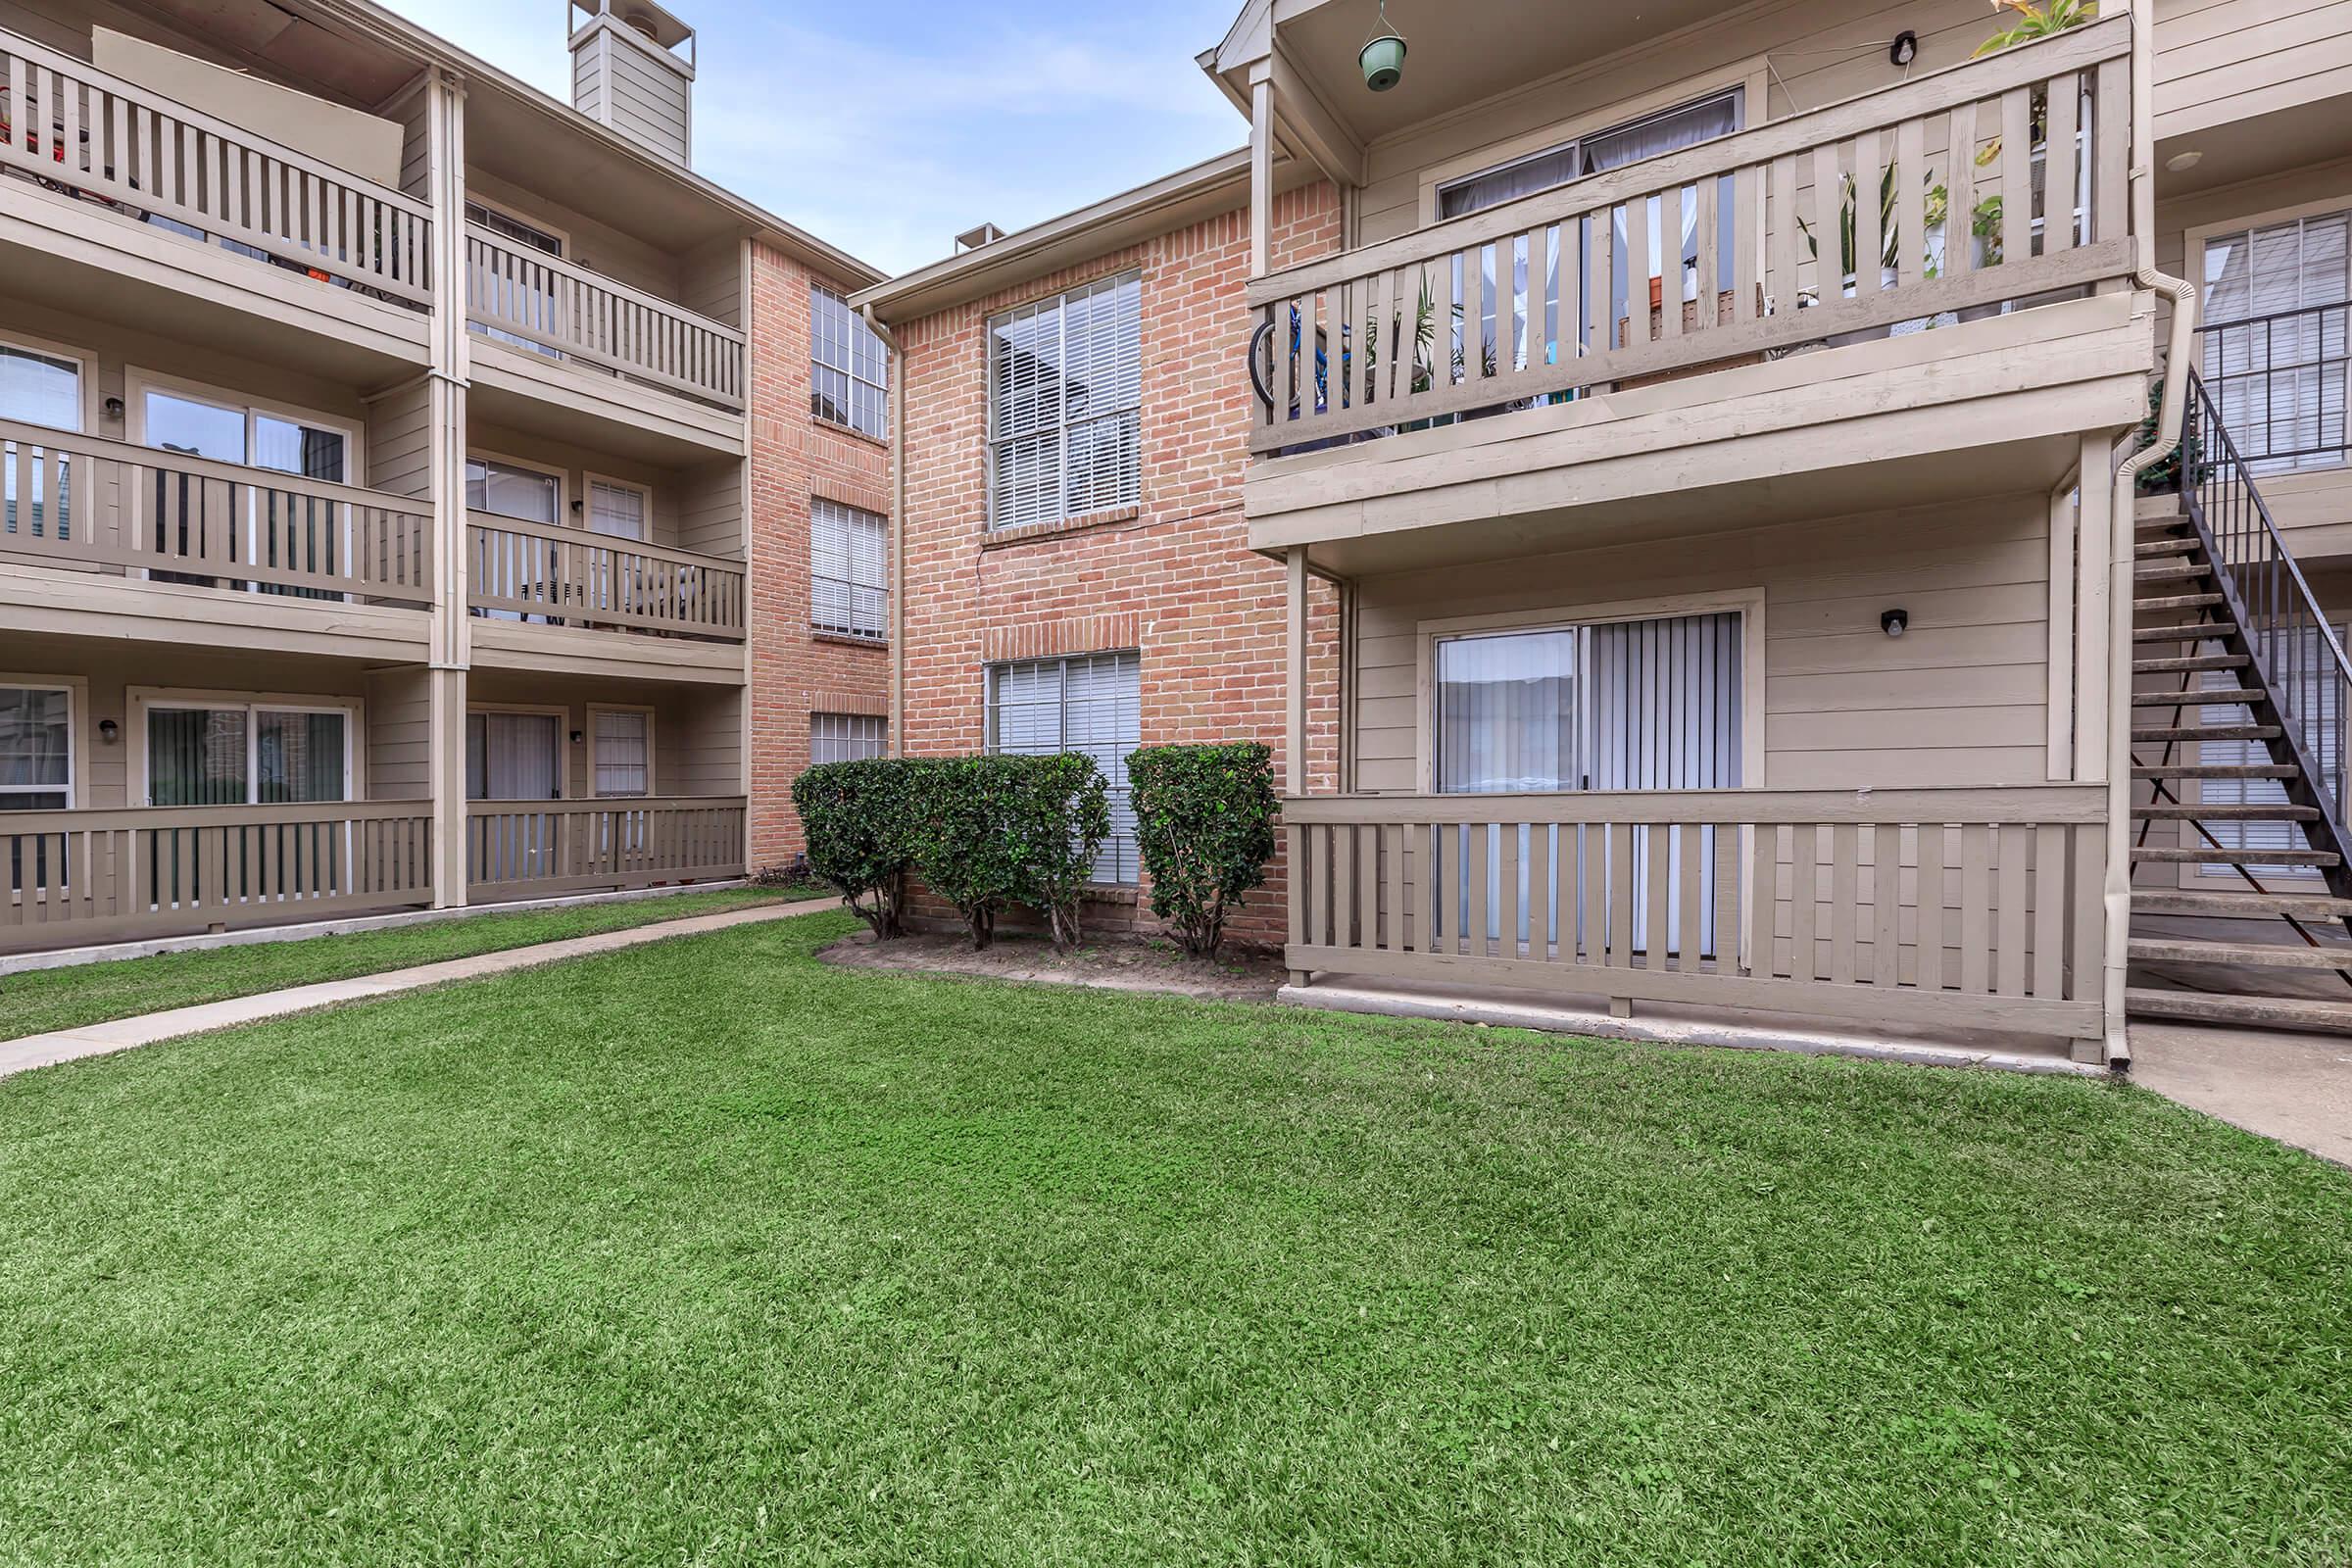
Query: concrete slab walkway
0,897,836,1081
2131,1020,2352,1168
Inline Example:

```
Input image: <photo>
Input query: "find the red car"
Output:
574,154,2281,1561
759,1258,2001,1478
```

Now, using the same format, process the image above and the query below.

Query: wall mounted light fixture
1888,30,1919,67
570,729,586,745
98,718,120,743
102,396,125,421
1881,608,1910,638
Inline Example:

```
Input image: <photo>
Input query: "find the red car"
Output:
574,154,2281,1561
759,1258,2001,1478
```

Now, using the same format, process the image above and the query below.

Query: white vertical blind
989,271,1142,531
466,711,563,801
587,481,647,540
810,497,889,640
988,651,1142,883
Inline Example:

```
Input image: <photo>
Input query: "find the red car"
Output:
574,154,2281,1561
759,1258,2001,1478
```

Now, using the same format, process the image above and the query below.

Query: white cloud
383,0,1246,273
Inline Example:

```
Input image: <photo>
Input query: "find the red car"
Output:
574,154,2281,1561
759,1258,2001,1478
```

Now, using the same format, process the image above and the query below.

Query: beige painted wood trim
0,672,90,808
586,701,658,798
126,686,366,807
0,327,101,434
2048,468,2079,781
1414,57,1771,227
466,701,573,801
1409,586,1767,795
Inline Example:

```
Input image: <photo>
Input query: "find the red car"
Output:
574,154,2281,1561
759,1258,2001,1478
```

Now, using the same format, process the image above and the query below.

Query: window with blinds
812,284,891,440
0,685,71,810
2202,211,2349,474
988,272,1143,532
987,651,1142,884
810,712,887,766
593,710,651,798
147,705,348,806
811,497,889,640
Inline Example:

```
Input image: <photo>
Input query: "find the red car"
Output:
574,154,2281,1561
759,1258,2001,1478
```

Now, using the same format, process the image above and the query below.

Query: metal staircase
2125,371,2352,1032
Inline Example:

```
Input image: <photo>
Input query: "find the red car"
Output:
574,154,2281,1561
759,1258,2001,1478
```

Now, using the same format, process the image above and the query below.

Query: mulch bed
815,927,1288,1003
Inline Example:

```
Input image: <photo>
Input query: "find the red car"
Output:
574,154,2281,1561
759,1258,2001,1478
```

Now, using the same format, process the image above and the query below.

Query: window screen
988,651,1142,883
811,497,889,640
989,272,1143,531
810,712,887,765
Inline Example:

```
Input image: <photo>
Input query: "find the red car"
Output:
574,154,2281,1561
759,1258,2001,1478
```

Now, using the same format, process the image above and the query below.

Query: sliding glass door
1436,610,1742,956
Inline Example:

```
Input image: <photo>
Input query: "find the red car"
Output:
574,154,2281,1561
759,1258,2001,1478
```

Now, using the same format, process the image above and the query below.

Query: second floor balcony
1241,18,2154,567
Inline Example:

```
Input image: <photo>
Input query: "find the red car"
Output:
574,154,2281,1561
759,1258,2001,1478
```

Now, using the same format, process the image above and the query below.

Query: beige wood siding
672,459,745,558
2153,0,2352,140
365,666,433,800
1350,496,2053,795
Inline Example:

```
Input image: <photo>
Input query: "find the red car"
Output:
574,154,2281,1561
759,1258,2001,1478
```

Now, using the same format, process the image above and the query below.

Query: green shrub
911,754,1110,950
1127,742,1279,958
1011,753,1112,949
791,757,931,938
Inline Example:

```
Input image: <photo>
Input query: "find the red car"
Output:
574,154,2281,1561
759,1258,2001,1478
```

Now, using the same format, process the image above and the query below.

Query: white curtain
466,711,562,801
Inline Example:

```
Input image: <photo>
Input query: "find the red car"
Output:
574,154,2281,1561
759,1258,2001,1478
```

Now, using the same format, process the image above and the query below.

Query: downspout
2103,0,2196,1069
863,303,907,757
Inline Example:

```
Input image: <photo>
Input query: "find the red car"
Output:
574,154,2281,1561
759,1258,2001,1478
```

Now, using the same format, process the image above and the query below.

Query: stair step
2133,537,2202,558
2134,517,2193,534
2134,845,2340,866
2133,802,2321,820
2133,561,2214,583
2127,987,2352,1033
2134,494,2190,521
2132,937,2352,971
2132,723,2281,742
2135,889,2352,919
2132,762,2299,779
2132,687,2265,707
2133,593,2227,612
2133,620,2234,642
2132,654,2247,673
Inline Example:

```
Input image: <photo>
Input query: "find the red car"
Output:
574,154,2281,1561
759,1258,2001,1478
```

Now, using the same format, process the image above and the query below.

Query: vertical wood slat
2000,86,2034,266
1917,822,1947,993
1873,823,1903,988
1996,824,2031,997
1961,824,1991,994
1383,823,1404,954
1527,822,1551,961
1466,822,1488,958
1608,822,1635,969
1947,98,1979,278
1830,823,1858,985
2092,58,2130,244
1748,822,1778,979
1497,820,1520,961
2043,72,2080,254
1790,824,1818,981
1677,821,1705,973
2070,827,2103,1004
2034,823,2068,999
1644,824,1671,971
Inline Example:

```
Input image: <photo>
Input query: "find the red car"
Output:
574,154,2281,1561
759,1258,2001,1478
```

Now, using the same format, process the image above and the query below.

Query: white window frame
126,368,365,481
809,495,889,641
985,270,1144,533
809,711,887,765
0,330,95,434
2189,196,2352,477
811,282,890,441
129,689,361,807
587,703,657,799
466,450,569,523
0,676,80,809
581,472,653,540
985,650,1143,886
465,193,568,258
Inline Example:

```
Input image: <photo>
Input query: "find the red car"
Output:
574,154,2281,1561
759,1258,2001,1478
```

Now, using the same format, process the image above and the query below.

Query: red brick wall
747,240,894,870
894,182,1344,945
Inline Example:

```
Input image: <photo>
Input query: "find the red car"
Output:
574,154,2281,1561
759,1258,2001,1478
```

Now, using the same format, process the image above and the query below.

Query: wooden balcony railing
0,27,431,306
465,222,746,411
1248,17,2132,456
0,802,434,953
466,514,746,641
0,417,433,606
466,797,747,900
1284,787,2108,1043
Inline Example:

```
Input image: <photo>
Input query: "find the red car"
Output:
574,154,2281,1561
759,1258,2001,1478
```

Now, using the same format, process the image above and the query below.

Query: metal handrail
2180,371,2352,858
2196,301,2351,470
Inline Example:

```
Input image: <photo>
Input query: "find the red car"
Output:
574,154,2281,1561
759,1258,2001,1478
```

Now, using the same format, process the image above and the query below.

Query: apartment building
0,0,888,954
868,0,2352,1054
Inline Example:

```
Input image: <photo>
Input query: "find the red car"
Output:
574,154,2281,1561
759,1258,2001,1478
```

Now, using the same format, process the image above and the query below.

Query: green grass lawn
0,886,813,1041
1,910,2346,1565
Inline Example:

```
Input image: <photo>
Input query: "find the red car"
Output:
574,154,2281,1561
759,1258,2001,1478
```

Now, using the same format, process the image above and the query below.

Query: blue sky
385,0,1249,275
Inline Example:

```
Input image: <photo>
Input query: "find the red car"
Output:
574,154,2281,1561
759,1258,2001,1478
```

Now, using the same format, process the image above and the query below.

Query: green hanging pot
1360,31,1406,91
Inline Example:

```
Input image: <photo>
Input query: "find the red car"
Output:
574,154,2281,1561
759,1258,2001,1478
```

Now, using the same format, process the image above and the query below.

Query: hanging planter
1360,2,1407,91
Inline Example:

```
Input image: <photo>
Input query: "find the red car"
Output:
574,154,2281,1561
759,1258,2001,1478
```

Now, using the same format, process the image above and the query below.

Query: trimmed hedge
1127,742,1278,958
790,757,931,938
797,752,1113,951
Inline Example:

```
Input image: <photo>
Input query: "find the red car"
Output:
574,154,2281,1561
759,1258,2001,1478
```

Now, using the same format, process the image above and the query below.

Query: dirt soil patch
816,928,1287,1003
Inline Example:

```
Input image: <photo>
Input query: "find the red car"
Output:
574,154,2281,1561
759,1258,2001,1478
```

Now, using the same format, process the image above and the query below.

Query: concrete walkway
2132,1021,2352,1167
0,897,836,1080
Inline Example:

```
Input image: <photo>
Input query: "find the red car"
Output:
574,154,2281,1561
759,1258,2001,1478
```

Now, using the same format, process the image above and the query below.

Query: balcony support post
424,64,473,908
1286,545,1308,989
1249,64,1274,278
